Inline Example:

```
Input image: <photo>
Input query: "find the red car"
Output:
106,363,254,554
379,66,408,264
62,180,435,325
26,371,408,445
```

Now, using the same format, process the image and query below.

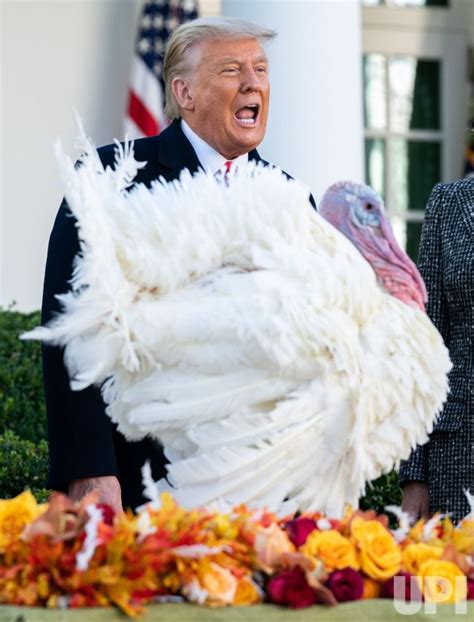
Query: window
363,1,449,7
363,54,442,259
362,1,467,261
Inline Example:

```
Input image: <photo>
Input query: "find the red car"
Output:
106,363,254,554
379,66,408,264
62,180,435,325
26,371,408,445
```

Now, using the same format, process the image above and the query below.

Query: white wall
0,0,218,312
1,0,141,311
222,0,364,203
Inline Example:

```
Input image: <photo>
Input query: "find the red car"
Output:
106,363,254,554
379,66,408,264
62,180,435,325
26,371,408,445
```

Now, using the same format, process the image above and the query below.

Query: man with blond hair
42,17,285,513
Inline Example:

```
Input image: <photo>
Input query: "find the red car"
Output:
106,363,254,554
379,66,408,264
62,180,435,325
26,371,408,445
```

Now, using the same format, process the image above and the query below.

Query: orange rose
254,523,295,573
301,530,359,571
362,577,382,599
198,562,237,605
233,577,262,605
418,559,467,604
402,543,443,576
351,517,401,581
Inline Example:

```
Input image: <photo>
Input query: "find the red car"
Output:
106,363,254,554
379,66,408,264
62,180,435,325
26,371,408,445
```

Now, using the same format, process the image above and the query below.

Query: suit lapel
156,119,202,180
457,178,474,239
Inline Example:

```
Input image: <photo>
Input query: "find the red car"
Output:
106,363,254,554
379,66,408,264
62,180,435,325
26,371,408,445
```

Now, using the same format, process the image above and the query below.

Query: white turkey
24,132,451,516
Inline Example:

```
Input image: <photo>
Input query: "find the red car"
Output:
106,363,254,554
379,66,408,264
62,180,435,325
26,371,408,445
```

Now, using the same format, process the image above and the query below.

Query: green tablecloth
1,601,472,622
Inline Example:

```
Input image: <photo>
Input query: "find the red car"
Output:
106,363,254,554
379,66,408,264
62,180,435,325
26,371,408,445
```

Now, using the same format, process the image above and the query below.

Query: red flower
326,568,364,602
381,572,423,602
267,566,317,608
131,588,163,602
285,518,317,547
467,580,474,600
96,503,115,526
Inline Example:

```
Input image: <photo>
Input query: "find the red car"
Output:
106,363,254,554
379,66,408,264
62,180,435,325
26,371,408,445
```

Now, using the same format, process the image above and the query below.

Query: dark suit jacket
42,119,313,510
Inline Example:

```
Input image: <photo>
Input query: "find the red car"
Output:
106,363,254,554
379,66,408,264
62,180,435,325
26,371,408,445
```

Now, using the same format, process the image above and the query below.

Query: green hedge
0,308,49,500
0,308,46,443
0,308,403,512
0,430,49,502
360,471,402,518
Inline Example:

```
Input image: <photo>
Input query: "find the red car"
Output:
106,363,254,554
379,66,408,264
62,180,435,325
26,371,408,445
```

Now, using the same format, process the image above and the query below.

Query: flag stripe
128,56,167,130
128,90,160,137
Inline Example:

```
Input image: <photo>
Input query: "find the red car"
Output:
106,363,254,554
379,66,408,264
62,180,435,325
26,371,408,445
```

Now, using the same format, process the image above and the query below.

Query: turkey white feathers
24,132,452,516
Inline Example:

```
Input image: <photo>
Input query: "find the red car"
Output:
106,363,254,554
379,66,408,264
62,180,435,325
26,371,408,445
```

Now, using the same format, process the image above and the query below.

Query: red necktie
224,160,233,174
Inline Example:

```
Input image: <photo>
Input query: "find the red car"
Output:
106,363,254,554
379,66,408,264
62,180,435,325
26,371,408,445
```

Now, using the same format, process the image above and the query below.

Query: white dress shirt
181,119,249,175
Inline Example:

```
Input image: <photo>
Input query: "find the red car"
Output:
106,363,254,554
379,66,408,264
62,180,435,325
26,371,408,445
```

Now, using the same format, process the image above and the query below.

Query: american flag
125,0,198,139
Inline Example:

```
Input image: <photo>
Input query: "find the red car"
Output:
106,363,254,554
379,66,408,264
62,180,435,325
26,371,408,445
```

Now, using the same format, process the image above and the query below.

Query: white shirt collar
181,119,249,175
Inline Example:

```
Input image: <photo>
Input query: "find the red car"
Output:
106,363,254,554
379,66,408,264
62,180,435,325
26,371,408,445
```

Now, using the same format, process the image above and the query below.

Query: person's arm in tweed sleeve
399,184,450,489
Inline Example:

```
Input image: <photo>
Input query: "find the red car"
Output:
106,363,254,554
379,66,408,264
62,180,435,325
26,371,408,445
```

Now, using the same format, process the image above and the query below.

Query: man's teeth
235,107,258,125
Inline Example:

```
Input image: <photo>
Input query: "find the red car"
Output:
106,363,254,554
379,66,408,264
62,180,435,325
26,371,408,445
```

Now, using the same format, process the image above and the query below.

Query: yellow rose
0,490,46,551
402,543,443,576
407,516,444,547
301,530,359,571
198,562,237,605
418,559,467,604
254,523,295,573
212,514,238,540
233,577,262,605
452,520,474,555
351,517,401,581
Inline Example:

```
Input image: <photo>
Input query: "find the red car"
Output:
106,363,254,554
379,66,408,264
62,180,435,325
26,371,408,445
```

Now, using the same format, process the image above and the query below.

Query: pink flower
254,523,294,573
285,518,318,547
326,568,364,602
267,566,317,608
381,572,423,602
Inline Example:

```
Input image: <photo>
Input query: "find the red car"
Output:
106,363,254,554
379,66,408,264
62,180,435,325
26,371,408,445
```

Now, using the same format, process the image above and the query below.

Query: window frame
362,1,469,255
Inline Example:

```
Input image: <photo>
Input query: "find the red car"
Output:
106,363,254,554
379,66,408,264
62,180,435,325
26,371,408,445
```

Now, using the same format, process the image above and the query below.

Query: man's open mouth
234,104,260,127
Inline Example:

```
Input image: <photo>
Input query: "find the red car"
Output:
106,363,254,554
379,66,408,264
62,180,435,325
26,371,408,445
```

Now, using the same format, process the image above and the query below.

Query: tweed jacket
399,178,474,519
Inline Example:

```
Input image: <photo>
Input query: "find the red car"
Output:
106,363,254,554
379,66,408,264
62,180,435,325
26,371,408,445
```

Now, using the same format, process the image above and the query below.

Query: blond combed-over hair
163,16,276,120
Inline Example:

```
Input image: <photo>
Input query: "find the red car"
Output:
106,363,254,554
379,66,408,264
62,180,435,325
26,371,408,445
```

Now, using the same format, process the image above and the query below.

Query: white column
0,0,142,311
222,0,364,203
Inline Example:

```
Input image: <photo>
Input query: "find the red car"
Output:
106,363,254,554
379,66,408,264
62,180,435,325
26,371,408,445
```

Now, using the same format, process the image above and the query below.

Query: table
1,601,472,622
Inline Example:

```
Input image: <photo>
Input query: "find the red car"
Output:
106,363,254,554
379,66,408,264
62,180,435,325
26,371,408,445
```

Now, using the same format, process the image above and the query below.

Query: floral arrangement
0,488,473,617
